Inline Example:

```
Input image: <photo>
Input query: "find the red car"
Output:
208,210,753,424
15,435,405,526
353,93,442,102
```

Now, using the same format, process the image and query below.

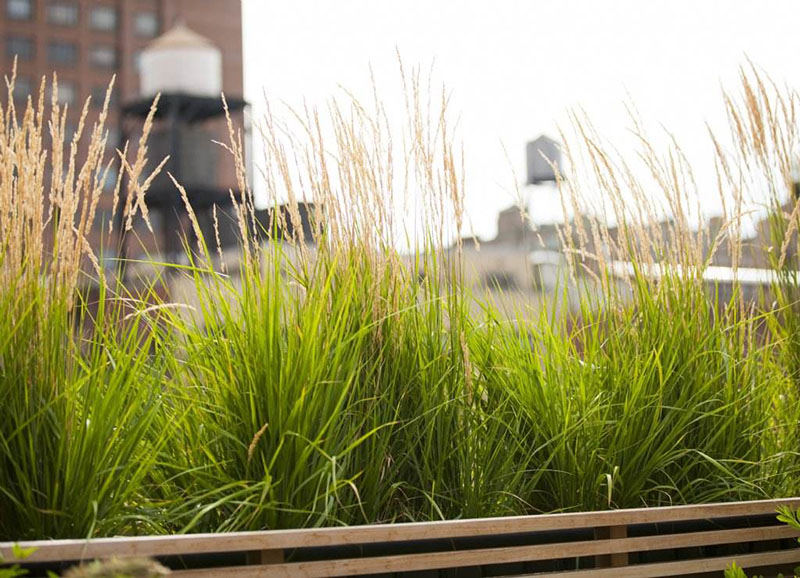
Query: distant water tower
526,135,561,185
139,24,223,98
118,23,247,262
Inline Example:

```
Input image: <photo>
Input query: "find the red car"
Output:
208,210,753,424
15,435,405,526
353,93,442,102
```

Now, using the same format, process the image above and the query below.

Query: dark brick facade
1,0,244,261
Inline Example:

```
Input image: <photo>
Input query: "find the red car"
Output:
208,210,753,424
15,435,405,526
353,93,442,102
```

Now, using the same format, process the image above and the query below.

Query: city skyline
243,0,800,239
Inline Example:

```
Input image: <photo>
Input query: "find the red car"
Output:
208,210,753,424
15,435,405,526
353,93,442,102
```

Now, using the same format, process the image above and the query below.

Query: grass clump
0,68,173,539
1,62,800,539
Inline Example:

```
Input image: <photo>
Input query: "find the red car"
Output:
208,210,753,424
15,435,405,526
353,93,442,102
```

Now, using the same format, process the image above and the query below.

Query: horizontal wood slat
3,498,799,564
168,526,800,577
525,549,800,577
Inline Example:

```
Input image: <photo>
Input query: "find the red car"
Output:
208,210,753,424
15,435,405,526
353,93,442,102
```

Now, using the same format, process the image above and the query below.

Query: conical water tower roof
145,23,217,51
138,22,222,98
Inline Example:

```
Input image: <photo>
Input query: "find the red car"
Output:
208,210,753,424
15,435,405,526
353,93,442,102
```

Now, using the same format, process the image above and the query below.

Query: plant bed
3,64,800,578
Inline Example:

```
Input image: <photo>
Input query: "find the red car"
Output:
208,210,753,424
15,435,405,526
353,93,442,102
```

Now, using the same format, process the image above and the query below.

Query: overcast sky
242,0,800,240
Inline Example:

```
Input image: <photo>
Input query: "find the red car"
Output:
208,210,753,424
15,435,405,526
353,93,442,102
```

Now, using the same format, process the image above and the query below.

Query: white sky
242,0,800,240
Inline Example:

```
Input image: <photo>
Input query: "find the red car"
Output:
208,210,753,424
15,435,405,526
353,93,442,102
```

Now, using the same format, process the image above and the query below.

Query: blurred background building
1,0,243,103
2,2,794,309
454,135,798,319
0,0,244,261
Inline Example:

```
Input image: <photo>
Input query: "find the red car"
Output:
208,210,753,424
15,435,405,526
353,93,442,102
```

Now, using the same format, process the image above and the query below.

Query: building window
61,83,77,105
89,5,117,31
90,45,116,68
6,37,35,61
134,12,159,37
132,50,142,72
483,271,518,291
103,164,118,190
105,127,119,149
6,0,32,20
530,264,545,292
90,85,116,109
48,41,78,66
12,76,33,102
100,248,118,270
47,80,77,105
47,2,78,26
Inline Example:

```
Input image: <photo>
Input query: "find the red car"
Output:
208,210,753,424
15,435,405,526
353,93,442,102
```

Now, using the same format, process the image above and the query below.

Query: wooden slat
168,526,800,578
594,525,627,567
524,548,800,577
3,498,798,563
245,549,283,564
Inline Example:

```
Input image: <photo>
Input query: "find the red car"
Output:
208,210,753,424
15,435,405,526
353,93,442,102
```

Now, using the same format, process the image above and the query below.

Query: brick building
1,0,244,260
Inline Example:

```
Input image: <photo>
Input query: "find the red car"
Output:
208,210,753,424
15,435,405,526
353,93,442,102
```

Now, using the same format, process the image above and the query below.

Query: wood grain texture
3,498,799,564
168,526,800,578
245,549,283,564
594,525,628,568
523,549,800,577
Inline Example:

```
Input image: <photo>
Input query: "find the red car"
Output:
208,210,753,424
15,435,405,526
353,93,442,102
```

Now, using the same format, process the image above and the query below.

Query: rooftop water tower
526,135,561,185
510,135,564,238
118,23,247,262
139,24,223,98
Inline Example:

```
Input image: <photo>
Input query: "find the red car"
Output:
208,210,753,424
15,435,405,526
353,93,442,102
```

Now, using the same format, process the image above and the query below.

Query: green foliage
725,562,750,578
778,506,800,532
0,281,175,539
0,544,36,578
2,64,800,542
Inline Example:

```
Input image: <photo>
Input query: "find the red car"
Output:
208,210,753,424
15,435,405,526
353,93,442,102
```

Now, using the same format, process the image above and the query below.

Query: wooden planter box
3,498,800,577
